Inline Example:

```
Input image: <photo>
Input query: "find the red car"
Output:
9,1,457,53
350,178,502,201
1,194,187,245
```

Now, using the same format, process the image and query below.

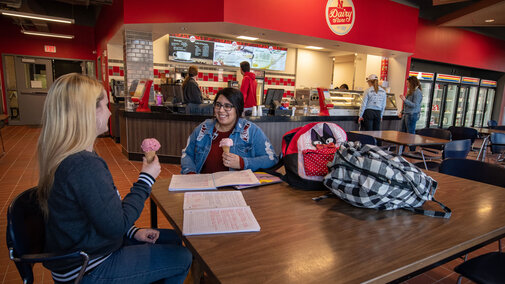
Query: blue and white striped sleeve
137,172,155,187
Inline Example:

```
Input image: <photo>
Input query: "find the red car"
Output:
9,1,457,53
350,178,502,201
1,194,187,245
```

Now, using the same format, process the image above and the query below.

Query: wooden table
474,128,505,161
351,130,449,155
150,172,505,284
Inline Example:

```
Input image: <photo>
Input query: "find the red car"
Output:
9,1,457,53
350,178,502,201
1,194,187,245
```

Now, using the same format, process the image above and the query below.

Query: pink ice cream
141,138,161,163
219,138,233,153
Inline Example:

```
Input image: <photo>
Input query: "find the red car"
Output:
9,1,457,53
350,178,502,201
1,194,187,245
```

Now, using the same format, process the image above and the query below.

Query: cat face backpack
281,122,347,190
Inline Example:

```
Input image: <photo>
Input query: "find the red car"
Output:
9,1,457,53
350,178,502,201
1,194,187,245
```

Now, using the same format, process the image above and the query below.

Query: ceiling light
237,36,258,41
485,19,495,23
1,9,74,24
306,46,323,50
22,30,74,39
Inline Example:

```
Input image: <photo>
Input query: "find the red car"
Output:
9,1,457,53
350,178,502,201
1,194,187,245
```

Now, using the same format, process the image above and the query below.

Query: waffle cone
222,146,230,153
145,151,156,163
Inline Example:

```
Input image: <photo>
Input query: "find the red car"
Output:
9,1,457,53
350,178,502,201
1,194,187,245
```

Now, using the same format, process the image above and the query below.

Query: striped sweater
43,151,155,282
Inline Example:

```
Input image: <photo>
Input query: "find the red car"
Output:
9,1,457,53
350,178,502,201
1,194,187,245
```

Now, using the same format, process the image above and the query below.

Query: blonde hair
37,73,104,216
369,79,379,93
182,65,198,89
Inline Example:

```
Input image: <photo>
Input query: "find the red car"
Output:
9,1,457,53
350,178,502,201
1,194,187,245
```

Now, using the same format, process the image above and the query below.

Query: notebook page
183,206,260,236
169,174,216,191
212,169,260,187
183,191,247,210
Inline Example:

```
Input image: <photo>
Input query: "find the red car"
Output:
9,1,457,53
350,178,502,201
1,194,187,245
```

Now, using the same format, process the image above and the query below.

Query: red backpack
281,122,347,190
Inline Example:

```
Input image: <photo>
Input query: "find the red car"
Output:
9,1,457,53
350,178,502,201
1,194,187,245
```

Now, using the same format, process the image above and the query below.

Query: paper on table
212,169,260,187
183,206,260,236
169,174,216,191
183,191,247,210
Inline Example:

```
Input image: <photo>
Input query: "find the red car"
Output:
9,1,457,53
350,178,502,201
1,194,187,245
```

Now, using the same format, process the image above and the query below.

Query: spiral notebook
169,169,260,191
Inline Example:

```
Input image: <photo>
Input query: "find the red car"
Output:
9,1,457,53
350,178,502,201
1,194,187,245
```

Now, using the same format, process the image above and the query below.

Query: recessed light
485,19,495,23
237,36,258,41
306,46,323,50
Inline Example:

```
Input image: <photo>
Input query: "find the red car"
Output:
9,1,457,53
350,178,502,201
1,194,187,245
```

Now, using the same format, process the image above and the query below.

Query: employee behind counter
182,65,214,115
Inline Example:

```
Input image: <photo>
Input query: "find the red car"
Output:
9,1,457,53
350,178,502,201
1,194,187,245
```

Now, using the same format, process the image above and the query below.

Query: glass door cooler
480,79,497,127
408,71,435,129
464,84,479,127
455,77,479,127
430,74,461,128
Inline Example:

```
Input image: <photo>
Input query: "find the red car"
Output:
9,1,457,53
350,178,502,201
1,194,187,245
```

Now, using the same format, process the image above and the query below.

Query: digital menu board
168,35,214,64
168,34,287,71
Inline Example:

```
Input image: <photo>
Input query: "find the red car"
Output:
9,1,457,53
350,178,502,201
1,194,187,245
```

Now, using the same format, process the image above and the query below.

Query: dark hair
214,87,244,118
240,61,250,73
339,84,349,90
406,76,422,95
182,65,198,89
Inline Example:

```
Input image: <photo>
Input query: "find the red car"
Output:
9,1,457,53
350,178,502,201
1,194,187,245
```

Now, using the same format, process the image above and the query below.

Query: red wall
123,0,224,24
223,0,418,53
414,19,505,73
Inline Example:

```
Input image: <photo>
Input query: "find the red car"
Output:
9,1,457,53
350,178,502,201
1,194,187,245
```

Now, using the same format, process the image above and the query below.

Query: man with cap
358,74,387,130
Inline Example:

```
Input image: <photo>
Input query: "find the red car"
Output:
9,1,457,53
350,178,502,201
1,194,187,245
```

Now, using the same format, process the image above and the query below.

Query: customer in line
358,74,387,130
399,76,423,134
37,73,191,284
182,65,202,104
181,87,278,174
240,61,258,115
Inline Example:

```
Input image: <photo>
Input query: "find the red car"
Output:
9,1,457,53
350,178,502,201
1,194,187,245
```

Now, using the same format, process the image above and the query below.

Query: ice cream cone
222,146,230,153
145,151,156,163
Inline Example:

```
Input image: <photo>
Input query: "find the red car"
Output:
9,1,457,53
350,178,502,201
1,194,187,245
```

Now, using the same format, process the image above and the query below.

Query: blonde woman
37,73,191,284
358,74,387,130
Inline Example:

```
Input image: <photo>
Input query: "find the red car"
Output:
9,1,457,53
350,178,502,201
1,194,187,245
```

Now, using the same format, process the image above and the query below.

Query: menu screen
168,34,287,71
169,36,214,65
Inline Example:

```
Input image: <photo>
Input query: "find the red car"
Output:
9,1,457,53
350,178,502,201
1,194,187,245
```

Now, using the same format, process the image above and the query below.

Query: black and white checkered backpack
323,142,451,218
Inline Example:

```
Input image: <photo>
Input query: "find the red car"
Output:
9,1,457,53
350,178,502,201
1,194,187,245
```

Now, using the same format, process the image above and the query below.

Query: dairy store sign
326,0,355,36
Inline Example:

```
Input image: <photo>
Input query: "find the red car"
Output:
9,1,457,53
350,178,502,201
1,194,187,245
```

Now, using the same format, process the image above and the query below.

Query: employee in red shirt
240,61,257,115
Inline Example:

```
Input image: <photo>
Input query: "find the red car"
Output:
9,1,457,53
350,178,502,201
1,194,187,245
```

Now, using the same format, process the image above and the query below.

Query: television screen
168,35,214,65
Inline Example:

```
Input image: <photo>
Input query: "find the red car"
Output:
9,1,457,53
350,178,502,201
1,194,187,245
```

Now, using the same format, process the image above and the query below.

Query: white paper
30,80,42,88
183,191,247,210
212,169,260,188
169,174,216,191
183,206,260,236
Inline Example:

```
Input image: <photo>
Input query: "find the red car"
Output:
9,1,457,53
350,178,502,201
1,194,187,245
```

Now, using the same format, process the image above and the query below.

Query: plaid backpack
281,122,347,190
323,142,451,218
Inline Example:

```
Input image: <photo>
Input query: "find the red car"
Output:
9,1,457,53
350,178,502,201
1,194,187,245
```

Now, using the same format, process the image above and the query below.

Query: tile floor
0,125,501,283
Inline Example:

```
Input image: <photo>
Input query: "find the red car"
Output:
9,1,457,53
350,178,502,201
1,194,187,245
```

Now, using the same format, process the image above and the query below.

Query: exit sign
44,45,56,53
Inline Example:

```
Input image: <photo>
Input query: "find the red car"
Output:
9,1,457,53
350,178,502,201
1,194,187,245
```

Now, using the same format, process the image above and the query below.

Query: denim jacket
359,87,387,118
181,118,278,174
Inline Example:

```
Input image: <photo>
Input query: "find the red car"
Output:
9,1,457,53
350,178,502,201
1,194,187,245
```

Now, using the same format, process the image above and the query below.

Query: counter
119,109,401,163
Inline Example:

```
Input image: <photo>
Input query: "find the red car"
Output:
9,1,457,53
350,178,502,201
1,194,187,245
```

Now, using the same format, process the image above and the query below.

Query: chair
403,128,452,163
454,252,505,284
448,126,478,148
345,132,377,146
6,187,89,284
414,139,471,171
488,120,498,129
439,158,505,188
490,132,505,162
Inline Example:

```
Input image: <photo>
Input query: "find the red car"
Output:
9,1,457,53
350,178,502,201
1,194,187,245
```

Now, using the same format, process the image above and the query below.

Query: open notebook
182,191,261,236
169,169,260,191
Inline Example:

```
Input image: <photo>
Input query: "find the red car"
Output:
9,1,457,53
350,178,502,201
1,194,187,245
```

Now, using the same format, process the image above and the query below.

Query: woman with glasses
181,87,278,174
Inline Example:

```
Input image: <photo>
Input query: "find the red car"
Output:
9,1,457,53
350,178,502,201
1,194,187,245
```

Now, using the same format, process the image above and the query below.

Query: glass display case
324,90,398,116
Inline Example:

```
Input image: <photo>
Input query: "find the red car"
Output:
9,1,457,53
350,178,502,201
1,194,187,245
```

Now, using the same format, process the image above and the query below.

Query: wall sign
326,0,355,36
44,45,56,53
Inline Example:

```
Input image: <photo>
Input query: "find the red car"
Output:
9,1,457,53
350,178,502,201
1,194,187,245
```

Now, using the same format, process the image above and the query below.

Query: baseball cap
366,74,378,81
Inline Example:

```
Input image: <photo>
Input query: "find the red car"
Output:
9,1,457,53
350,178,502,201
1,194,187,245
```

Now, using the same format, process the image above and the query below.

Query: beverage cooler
429,74,461,128
478,79,497,127
457,77,479,127
409,71,435,129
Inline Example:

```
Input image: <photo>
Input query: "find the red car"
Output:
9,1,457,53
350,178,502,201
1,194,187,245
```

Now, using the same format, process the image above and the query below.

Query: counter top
120,109,400,122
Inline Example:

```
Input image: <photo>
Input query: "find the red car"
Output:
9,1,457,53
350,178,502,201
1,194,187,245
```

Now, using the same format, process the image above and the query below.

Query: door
14,57,53,125
464,86,478,127
483,88,495,126
454,86,468,127
442,83,458,128
416,81,433,129
474,87,487,127
429,83,444,128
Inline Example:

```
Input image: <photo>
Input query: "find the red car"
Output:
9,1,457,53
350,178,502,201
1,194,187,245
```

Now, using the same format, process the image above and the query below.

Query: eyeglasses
214,102,234,112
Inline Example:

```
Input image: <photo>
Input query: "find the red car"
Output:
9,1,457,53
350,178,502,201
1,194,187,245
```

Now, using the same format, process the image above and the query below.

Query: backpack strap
403,198,452,218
